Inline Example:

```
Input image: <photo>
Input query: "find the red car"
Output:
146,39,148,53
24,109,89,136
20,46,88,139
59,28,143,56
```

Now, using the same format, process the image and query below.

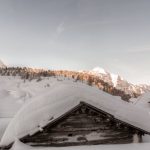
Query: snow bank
1,80,150,146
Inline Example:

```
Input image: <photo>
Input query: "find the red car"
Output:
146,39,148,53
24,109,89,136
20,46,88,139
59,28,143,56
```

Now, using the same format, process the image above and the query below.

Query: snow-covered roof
133,92,150,109
1,81,150,146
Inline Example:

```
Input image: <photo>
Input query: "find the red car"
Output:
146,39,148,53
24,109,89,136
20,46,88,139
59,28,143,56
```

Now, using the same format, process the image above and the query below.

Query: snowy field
0,76,62,141
0,76,150,149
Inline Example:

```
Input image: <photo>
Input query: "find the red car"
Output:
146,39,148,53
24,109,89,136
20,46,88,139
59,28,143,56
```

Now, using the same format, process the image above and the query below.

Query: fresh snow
0,76,60,117
0,75,150,149
1,77,150,147
0,76,68,140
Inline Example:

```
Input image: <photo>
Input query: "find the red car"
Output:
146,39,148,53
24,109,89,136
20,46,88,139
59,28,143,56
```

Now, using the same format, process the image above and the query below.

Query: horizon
1,59,148,85
1,0,150,84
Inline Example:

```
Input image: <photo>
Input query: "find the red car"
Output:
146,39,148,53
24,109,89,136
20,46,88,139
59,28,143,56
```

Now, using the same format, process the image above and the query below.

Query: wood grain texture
21,102,140,146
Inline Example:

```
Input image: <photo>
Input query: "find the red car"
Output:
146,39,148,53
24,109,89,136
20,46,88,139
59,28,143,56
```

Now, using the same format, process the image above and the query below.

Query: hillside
0,67,133,101
0,66,150,101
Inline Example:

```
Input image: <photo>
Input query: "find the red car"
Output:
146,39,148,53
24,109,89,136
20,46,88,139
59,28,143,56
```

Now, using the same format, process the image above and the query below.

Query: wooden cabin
18,101,147,147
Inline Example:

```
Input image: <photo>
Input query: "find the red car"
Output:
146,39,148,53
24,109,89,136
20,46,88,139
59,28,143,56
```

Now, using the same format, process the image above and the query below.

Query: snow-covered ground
0,75,150,149
0,76,61,117
0,76,64,140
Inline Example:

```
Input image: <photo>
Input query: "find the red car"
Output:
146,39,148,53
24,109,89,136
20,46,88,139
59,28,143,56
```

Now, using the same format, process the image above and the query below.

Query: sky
0,0,150,84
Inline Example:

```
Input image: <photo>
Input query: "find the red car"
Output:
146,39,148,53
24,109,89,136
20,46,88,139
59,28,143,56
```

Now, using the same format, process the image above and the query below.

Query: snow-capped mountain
89,67,120,87
87,67,150,96
0,60,6,68
87,67,124,87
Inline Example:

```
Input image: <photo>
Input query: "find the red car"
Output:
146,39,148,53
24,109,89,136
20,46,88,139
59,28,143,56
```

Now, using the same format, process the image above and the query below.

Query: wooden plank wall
21,104,136,146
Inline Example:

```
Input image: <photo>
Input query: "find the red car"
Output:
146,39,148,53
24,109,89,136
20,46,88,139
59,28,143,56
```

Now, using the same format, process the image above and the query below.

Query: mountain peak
92,67,107,75
90,67,125,87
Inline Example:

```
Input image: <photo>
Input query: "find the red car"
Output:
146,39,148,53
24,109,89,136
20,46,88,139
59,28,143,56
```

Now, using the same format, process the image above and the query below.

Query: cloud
56,22,65,35
126,46,150,53
49,22,65,45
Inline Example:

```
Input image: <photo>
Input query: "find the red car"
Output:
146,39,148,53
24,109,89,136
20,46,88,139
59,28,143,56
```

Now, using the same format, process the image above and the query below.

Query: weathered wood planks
21,102,139,146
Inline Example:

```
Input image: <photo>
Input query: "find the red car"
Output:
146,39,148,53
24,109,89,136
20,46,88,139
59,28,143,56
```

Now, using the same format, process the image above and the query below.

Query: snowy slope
1,79,150,146
0,76,60,117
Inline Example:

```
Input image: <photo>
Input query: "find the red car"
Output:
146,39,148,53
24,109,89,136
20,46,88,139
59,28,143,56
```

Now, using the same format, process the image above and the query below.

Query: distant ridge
0,65,149,100
87,67,150,96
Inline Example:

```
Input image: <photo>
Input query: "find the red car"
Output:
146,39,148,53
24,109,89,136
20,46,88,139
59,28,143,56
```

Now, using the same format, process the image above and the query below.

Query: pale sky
0,0,150,84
